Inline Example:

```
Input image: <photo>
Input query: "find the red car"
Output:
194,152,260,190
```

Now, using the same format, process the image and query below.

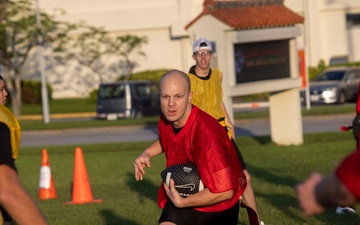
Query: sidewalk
20,112,96,120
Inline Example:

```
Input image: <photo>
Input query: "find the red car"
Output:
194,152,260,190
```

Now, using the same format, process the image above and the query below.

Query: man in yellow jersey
0,75,48,225
188,37,263,225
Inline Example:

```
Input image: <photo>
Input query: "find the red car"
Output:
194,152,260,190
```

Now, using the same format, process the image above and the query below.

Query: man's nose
168,97,175,106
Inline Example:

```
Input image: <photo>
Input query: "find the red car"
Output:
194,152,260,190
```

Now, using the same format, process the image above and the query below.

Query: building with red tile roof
186,0,304,30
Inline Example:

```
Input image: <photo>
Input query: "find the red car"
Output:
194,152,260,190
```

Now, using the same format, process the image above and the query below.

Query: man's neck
195,66,210,78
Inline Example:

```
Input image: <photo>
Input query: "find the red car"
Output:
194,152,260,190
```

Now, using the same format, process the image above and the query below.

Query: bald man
134,69,246,225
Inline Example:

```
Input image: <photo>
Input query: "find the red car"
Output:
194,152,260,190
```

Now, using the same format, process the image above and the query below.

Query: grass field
17,132,360,225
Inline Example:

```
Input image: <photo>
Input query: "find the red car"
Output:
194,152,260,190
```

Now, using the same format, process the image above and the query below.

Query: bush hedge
21,80,53,104
308,60,360,81
7,80,53,105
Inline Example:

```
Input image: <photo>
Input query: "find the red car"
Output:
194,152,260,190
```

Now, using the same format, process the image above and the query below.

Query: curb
20,112,96,120
233,102,269,109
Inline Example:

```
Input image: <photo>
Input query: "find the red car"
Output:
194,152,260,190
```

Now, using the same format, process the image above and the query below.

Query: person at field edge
332,79,360,215
296,148,360,217
352,80,360,148
188,37,262,225
134,69,246,225
0,75,48,225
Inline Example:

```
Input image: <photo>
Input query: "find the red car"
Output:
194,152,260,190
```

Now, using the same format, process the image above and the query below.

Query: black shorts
231,138,247,170
159,201,239,225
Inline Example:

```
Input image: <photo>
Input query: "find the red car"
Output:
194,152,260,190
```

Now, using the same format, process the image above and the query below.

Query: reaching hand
296,172,325,217
134,152,151,181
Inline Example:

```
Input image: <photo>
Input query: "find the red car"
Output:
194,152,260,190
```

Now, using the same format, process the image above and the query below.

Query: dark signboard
234,39,291,84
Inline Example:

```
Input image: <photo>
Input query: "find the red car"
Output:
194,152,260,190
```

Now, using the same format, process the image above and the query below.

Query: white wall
32,0,360,98
285,0,360,66
35,0,203,98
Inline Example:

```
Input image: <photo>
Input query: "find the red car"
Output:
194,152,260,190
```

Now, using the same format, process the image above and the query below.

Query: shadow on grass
246,164,360,224
235,126,273,145
246,164,304,222
125,172,158,204
249,136,272,145
100,209,140,225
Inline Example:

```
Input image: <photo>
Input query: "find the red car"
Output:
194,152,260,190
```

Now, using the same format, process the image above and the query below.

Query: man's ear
192,54,195,60
188,92,192,103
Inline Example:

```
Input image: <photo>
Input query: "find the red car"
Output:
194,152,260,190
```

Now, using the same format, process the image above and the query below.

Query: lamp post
35,0,50,123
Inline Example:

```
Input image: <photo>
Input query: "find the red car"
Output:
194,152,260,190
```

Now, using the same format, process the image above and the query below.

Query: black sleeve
0,122,16,170
0,122,15,222
352,114,360,145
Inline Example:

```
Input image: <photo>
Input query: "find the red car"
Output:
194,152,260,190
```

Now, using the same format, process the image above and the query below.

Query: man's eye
195,51,211,56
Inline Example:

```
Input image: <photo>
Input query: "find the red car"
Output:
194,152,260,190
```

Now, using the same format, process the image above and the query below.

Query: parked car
301,67,360,104
96,80,161,120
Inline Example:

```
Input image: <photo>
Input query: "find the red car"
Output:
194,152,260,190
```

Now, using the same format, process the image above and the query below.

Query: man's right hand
134,152,151,181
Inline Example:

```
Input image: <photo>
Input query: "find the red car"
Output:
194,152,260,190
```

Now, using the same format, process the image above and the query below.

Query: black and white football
161,163,204,197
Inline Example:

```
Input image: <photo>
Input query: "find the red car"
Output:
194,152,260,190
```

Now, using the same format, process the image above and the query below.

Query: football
161,163,204,197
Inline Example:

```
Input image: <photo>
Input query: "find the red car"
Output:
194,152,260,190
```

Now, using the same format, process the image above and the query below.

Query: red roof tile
186,0,304,30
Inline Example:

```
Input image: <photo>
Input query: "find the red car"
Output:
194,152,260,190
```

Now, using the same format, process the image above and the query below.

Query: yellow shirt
188,68,225,120
188,68,233,138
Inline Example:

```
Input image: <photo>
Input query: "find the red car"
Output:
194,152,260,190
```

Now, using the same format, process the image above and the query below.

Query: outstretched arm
0,165,48,225
296,172,357,217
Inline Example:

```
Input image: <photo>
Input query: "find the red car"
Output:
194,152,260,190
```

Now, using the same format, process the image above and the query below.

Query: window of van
150,83,159,97
99,84,125,99
135,84,149,97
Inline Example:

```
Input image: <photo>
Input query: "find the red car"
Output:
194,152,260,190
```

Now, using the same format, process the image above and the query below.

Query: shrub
21,80,53,104
308,60,360,81
118,69,170,84
308,60,327,81
88,89,98,103
6,80,52,105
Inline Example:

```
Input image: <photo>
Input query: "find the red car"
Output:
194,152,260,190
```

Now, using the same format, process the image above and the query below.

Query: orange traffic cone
39,149,57,200
65,147,102,204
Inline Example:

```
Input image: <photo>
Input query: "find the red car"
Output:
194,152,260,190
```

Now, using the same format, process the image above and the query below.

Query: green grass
19,98,97,115
19,116,159,131
17,132,360,225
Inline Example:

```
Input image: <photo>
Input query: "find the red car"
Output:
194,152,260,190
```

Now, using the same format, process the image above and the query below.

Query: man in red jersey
134,69,246,225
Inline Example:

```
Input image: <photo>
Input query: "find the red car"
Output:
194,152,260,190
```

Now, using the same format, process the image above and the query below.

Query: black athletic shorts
158,201,239,225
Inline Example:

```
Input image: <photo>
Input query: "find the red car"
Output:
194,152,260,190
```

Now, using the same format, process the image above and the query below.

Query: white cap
192,38,212,53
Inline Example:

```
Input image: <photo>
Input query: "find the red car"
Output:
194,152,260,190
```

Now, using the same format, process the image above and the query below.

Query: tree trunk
1,66,20,118
11,91,21,118
7,68,22,119
124,59,135,81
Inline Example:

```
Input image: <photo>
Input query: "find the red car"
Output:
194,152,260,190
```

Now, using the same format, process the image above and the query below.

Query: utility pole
35,0,50,123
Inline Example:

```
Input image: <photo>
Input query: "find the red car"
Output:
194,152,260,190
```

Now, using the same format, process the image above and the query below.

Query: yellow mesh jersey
188,68,233,138
188,68,225,120
0,105,21,159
